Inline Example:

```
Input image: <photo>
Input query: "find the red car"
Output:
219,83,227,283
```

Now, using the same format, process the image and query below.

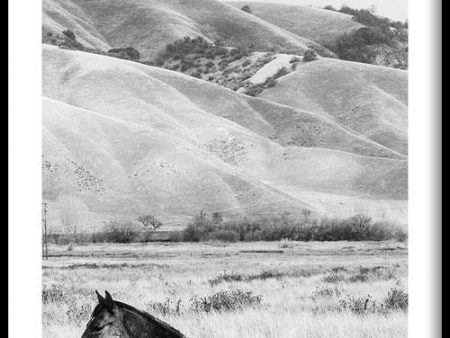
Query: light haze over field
224,0,408,21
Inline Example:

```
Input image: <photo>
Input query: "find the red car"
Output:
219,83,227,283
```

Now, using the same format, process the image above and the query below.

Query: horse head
81,290,129,338
81,290,186,338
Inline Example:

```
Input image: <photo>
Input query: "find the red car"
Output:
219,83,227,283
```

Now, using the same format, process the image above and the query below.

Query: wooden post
42,202,48,260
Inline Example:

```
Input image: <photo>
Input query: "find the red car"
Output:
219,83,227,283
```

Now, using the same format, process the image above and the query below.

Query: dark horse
81,291,186,338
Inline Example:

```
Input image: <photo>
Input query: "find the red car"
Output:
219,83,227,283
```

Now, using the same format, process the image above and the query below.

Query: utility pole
42,202,48,260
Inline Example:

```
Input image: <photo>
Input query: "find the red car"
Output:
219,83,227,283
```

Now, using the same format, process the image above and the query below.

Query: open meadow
43,241,408,338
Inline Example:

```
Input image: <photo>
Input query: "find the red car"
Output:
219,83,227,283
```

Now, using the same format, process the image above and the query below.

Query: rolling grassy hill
260,58,408,156
43,0,333,60
42,46,407,229
227,2,363,45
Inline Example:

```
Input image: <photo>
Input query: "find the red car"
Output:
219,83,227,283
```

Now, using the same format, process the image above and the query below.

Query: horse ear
96,290,105,305
104,290,114,309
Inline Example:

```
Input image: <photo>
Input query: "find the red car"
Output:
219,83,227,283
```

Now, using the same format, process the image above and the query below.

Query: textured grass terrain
43,46,407,229
42,241,408,338
42,0,331,60
260,58,408,155
227,2,363,45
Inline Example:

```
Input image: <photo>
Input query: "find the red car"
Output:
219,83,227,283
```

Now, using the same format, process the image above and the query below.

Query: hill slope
227,2,363,45
259,58,408,155
42,46,407,228
42,0,333,60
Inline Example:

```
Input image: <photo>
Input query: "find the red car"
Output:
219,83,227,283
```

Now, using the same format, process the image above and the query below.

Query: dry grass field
42,241,407,338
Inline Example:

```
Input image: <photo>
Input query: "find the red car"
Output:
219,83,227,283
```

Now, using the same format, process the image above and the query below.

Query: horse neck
116,302,185,338
117,303,165,335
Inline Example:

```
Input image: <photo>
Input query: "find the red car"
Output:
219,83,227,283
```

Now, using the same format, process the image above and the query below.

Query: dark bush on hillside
303,49,318,62
108,47,140,61
289,56,301,63
179,63,188,72
326,26,398,64
322,5,407,66
263,77,277,88
273,67,289,79
62,29,76,40
191,70,202,78
316,5,408,66
241,5,252,14
242,59,251,67
244,84,265,97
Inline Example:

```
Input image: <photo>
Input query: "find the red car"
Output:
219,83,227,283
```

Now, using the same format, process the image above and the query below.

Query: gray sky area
224,0,408,21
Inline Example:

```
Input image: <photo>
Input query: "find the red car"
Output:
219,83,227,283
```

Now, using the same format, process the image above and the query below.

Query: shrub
190,290,262,313
324,5,336,11
180,63,190,72
42,284,65,304
273,67,289,79
66,300,92,325
146,298,183,316
62,29,76,40
310,286,343,299
384,288,408,311
339,295,377,315
289,56,301,63
191,70,202,78
303,49,318,62
241,5,252,13
349,267,370,283
245,84,264,97
338,289,408,315
242,59,251,67
263,77,277,88
108,47,140,60
209,272,246,286
103,221,138,243
209,270,286,286
323,272,346,283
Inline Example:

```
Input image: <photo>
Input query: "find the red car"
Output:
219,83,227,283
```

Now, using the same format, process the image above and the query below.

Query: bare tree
212,211,223,224
138,215,163,231
56,195,89,239
302,208,312,220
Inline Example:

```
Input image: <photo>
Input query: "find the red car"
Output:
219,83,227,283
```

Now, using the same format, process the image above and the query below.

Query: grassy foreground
42,241,407,338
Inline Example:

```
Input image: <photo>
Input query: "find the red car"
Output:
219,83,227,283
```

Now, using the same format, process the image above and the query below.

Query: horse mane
114,300,186,337
88,299,186,337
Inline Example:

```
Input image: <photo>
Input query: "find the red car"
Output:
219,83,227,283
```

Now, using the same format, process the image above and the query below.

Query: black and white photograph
8,0,442,337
